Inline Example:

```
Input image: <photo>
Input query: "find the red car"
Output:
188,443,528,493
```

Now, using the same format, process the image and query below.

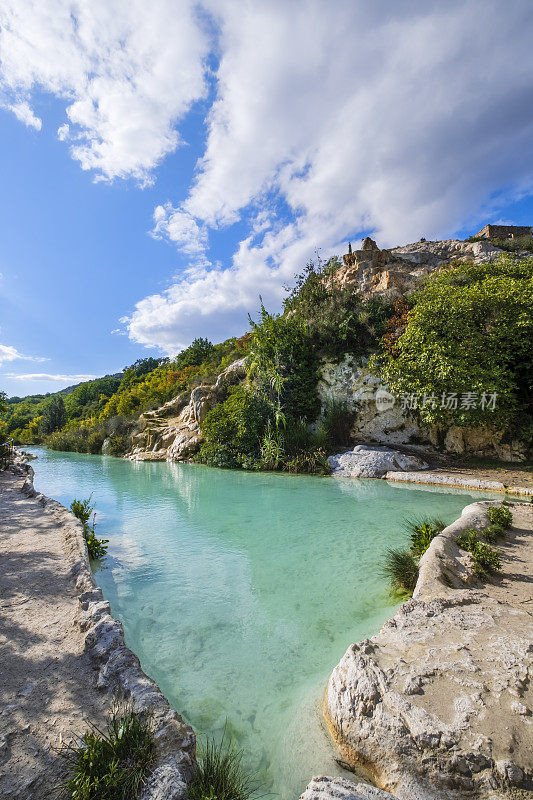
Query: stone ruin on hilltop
331,235,503,301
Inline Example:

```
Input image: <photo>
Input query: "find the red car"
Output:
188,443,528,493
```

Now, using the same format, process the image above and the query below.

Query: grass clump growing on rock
70,496,109,560
188,733,260,800
61,707,155,800
381,548,419,595
487,503,513,529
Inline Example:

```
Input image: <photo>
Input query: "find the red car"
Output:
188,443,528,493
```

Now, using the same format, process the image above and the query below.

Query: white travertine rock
325,501,533,798
299,776,397,800
128,358,246,461
328,445,428,478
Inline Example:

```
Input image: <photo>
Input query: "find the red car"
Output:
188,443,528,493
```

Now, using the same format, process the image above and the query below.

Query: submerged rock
328,445,428,478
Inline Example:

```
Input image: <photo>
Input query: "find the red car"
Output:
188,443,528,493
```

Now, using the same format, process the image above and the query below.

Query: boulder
328,445,428,478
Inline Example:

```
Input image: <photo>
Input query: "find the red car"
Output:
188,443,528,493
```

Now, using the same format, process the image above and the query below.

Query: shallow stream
29,448,501,798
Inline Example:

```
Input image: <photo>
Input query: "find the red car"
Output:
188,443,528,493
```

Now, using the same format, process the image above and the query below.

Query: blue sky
1,0,533,397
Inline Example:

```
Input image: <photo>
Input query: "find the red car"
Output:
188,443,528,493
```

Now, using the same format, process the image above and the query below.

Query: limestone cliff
127,359,246,461
317,356,526,462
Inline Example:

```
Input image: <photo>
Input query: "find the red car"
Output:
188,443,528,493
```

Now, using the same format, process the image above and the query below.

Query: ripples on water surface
28,448,500,799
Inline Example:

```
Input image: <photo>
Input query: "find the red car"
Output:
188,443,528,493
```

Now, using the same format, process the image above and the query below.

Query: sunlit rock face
328,445,428,478
331,238,502,302
127,359,246,462
318,356,526,462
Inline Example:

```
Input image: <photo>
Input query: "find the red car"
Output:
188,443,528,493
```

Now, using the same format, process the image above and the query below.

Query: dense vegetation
2,251,532,472
376,255,533,438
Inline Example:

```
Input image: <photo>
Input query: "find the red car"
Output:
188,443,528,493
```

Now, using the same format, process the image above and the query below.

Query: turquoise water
28,448,501,798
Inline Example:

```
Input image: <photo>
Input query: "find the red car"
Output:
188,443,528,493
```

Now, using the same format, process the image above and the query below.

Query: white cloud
3,1,533,351
0,0,209,183
4,373,97,382
57,123,69,141
0,344,47,365
127,0,533,351
152,203,209,261
6,100,42,130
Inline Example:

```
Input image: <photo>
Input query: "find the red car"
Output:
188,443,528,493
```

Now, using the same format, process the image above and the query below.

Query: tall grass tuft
188,732,261,800
60,707,155,800
380,548,419,595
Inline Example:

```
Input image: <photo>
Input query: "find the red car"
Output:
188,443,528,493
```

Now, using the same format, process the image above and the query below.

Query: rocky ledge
17,458,196,800
322,501,533,799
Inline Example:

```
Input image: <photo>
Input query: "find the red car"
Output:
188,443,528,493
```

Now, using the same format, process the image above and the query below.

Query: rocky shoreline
4,456,195,800
321,500,533,800
3,452,532,800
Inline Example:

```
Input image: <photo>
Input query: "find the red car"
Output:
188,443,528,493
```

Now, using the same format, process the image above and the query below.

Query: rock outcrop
325,502,533,799
318,356,527,462
328,445,428,478
128,359,247,461
331,238,502,302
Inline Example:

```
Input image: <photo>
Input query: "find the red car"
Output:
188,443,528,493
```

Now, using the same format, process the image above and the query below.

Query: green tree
40,395,67,435
376,255,533,431
199,385,271,468
248,303,320,422
174,338,215,368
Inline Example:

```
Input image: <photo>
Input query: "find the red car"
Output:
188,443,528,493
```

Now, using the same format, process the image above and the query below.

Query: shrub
481,523,505,543
471,542,502,576
381,548,419,594
318,399,355,448
487,504,513,529
282,447,331,475
61,707,154,800
71,497,109,560
187,733,259,800
404,517,445,557
71,497,94,525
283,258,390,360
376,256,533,432
456,529,502,576
198,386,271,470
456,528,481,552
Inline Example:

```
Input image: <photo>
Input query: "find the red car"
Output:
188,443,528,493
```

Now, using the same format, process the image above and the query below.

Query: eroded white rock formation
324,502,533,799
331,238,502,302
128,358,247,461
300,776,396,800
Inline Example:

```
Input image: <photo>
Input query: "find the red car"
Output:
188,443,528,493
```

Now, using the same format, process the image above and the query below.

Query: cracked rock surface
324,502,533,800
328,445,428,478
